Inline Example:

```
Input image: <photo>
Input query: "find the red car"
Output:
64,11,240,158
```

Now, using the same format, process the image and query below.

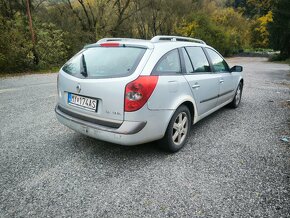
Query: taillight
100,42,120,47
125,76,158,112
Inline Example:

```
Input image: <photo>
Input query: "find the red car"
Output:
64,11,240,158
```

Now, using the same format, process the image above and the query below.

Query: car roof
86,35,210,50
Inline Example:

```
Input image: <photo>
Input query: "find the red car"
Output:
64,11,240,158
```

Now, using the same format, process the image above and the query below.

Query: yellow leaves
213,7,246,28
258,11,273,25
211,7,251,48
252,11,273,48
176,3,253,55
177,20,199,37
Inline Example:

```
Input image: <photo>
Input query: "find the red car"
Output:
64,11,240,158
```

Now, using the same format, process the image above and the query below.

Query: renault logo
76,84,81,93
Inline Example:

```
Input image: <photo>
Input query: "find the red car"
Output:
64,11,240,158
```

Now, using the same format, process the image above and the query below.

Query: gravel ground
0,57,289,217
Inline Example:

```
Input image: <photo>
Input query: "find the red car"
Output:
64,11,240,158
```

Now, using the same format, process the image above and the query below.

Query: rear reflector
125,76,158,112
100,42,120,47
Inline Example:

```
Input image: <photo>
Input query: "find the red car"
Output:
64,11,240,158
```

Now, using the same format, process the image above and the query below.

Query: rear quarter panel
147,76,198,123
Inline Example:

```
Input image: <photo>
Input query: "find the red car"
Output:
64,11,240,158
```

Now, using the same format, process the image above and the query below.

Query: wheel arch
240,78,244,88
159,100,196,152
173,97,198,125
182,101,195,125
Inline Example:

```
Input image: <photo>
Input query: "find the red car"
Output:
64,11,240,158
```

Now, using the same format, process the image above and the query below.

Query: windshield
62,47,146,78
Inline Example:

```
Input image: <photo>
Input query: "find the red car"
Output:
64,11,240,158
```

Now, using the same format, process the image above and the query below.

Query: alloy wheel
172,112,188,146
235,85,241,106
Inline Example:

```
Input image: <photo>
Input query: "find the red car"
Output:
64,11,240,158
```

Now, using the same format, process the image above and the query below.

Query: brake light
100,42,120,47
125,76,158,112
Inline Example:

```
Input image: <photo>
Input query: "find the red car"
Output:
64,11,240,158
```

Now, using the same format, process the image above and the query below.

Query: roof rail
97,38,145,43
150,35,206,44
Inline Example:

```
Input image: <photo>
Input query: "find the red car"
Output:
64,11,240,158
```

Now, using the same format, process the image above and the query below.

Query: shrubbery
35,22,69,69
0,14,34,72
177,7,250,56
0,15,70,73
0,0,289,74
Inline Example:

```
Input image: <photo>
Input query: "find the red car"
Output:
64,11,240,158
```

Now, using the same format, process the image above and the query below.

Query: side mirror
230,65,243,72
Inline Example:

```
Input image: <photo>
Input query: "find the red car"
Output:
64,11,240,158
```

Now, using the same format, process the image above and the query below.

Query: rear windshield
62,47,146,78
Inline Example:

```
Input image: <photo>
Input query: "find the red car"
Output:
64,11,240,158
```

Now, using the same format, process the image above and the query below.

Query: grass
279,58,290,65
269,55,290,66
243,48,275,53
0,66,60,78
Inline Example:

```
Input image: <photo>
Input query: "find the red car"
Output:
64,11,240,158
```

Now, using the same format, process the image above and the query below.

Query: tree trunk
26,0,39,65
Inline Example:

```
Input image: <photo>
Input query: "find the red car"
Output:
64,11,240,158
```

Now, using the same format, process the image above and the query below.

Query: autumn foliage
0,0,288,73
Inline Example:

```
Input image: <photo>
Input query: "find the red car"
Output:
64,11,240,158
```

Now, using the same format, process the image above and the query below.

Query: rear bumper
55,105,169,146
55,105,146,135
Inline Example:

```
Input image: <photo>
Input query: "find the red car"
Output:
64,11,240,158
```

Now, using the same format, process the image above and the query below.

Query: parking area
0,57,289,217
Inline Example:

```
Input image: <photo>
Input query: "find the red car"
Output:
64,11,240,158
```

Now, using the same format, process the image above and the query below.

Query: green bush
0,17,70,73
35,22,70,69
177,8,250,56
0,14,34,72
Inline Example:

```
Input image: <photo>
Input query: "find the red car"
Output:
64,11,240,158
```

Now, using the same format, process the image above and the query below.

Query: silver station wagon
55,35,243,152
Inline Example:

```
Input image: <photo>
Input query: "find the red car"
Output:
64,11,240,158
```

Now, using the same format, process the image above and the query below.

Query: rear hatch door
58,44,148,123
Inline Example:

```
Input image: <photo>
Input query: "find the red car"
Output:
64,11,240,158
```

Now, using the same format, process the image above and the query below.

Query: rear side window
62,47,146,78
152,49,181,75
205,48,229,72
185,47,211,73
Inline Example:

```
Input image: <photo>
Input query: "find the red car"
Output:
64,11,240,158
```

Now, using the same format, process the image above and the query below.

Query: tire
229,82,243,108
159,105,191,153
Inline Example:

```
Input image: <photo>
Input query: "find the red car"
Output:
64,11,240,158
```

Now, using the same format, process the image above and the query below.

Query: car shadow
191,106,232,129
55,104,243,178
60,103,245,176
67,105,235,157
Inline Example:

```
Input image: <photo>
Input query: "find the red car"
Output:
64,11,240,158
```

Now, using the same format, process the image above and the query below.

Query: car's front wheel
159,105,191,152
229,82,243,108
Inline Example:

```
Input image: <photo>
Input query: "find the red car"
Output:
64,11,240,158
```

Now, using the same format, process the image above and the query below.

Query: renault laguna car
55,35,243,152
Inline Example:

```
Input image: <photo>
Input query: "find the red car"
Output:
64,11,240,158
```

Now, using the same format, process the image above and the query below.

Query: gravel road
0,57,289,217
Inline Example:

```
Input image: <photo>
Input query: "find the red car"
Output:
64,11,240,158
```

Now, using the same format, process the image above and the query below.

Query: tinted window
186,47,211,72
206,48,229,72
62,47,146,78
182,48,194,73
153,49,181,74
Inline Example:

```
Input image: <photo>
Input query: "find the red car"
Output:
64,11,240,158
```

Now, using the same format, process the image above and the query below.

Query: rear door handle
219,79,224,83
192,84,200,89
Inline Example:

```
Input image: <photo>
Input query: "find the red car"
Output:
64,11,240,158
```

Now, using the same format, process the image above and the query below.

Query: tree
177,4,250,56
234,0,273,17
269,0,290,58
129,0,192,39
0,14,34,72
26,0,39,65
35,22,69,68
251,11,273,48
0,0,273,73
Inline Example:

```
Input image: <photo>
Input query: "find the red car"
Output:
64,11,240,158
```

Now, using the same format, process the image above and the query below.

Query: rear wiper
80,54,88,77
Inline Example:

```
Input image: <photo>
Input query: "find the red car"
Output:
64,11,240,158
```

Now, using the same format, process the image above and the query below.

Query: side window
153,49,181,74
182,48,194,73
206,48,229,72
186,47,211,73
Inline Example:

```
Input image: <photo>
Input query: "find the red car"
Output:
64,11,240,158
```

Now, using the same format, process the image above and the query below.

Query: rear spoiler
84,41,152,49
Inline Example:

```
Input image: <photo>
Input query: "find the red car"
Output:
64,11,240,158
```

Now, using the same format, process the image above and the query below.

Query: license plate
68,93,98,111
